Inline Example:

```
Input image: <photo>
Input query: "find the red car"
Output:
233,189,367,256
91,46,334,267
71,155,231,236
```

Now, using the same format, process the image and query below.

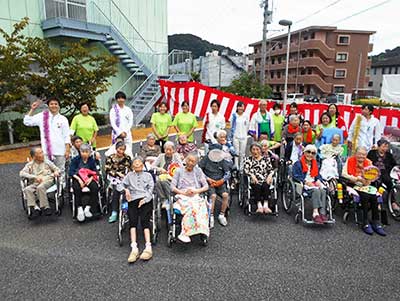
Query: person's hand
125,189,132,202
53,171,60,178
35,176,43,184
305,181,314,187
90,138,96,145
371,145,378,150
138,199,145,208
251,175,258,185
79,179,85,188
85,177,92,186
186,188,195,197
207,178,216,185
120,132,127,138
65,149,70,159
266,174,273,185
31,100,41,111
160,168,168,175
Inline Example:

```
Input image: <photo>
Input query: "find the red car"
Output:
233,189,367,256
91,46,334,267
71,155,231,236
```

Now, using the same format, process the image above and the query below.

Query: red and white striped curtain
159,80,400,128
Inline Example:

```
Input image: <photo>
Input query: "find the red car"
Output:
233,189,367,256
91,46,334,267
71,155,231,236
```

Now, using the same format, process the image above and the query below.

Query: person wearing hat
292,144,328,224
24,97,70,186
69,143,100,222
243,143,275,214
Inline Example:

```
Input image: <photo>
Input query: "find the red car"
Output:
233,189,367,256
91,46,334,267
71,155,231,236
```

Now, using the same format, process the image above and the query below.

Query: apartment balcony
267,57,333,76
368,43,373,52
267,74,332,93
269,39,335,59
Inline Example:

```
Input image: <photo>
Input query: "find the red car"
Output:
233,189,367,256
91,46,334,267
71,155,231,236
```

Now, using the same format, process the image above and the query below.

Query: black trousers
251,182,271,205
358,191,380,226
157,139,167,153
111,189,122,213
128,199,153,229
72,178,99,208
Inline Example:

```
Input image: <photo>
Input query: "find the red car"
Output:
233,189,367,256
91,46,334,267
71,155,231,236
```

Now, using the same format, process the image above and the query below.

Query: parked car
287,93,304,103
326,93,338,104
271,92,283,101
304,95,319,103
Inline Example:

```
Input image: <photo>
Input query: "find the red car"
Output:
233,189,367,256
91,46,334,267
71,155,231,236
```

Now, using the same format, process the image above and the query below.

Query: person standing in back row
23,97,70,186
110,91,133,149
249,100,274,142
229,101,250,170
348,104,382,153
202,99,226,153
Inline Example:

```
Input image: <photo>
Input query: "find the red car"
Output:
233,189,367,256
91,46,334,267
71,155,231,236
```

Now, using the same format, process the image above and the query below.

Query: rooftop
249,25,376,46
372,56,400,68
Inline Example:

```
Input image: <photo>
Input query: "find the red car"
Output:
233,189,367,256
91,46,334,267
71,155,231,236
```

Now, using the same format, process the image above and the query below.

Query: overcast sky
168,0,399,55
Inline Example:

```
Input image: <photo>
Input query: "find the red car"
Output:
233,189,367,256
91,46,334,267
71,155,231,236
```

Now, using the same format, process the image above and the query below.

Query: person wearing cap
243,143,275,214
69,143,100,222
110,91,134,149
139,133,161,166
105,141,132,223
23,97,70,185
368,139,399,212
292,144,329,224
118,156,154,263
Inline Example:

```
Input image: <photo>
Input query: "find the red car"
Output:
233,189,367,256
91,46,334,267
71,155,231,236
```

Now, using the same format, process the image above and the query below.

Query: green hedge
0,119,40,145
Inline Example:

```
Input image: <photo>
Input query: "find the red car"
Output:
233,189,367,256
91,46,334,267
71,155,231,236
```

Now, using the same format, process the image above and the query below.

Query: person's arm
171,169,184,195
187,114,197,137
90,117,99,145
61,117,71,158
151,123,161,139
341,159,358,183
269,113,275,139
144,173,154,203
20,163,36,180
172,114,180,133
104,156,115,176
248,115,257,140
23,110,41,127
292,162,305,183
347,118,355,145
47,160,60,174
69,158,79,177
196,169,209,194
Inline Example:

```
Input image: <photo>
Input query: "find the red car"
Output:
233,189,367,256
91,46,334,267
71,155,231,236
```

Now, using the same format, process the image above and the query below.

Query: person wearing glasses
292,144,328,224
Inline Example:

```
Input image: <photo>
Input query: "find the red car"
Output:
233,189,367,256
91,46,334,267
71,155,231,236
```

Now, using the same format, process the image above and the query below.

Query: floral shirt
243,156,274,183
105,154,132,179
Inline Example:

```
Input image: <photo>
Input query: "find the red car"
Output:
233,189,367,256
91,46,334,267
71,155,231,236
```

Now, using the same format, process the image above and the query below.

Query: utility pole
354,52,362,100
260,0,269,85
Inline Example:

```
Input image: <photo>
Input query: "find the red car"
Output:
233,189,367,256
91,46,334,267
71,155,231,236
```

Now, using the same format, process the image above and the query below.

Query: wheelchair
116,192,161,246
282,177,335,225
277,159,296,213
387,166,400,221
238,172,279,217
166,193,210,247
20,177,62,219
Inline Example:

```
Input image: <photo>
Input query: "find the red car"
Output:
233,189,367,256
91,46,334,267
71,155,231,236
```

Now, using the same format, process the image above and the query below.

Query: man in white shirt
24,98,70,185
348,104,382,152
110,91,134,148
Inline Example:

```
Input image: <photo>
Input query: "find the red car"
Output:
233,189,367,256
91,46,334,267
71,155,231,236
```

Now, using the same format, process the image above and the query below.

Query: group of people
19,91,398,264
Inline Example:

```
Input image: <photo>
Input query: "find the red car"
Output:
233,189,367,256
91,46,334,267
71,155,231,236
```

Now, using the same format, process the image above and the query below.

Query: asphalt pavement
1,137,400,300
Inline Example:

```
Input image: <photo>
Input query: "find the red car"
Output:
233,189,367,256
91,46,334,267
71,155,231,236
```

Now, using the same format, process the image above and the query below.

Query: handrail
118,62,147,92
89,1,155,69
108,0,154,53
129,49,186,101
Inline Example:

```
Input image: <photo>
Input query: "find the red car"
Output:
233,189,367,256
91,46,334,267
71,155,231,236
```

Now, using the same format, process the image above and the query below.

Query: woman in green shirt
70,103,99,148
172,101,198,143
150,102,172,151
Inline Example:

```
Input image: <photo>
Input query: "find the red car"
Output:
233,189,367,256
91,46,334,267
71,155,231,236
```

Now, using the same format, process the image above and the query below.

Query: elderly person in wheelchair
342,146,386,236
20,147,60,217
243,143,275,214
171,153,209,243
69,143,100,222
292,144,329,224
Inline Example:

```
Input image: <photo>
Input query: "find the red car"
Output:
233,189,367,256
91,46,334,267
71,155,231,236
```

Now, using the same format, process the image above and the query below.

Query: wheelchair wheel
343,211,349,224
294,212,300,224
21,192,27,212
281,179,295,213
118,210,124,247
200,234,208,247
152,231,158,245
388,188,400,221
167,231,173,248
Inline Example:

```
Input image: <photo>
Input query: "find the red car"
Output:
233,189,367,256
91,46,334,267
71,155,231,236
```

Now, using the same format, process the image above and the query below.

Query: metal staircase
41,0,192,125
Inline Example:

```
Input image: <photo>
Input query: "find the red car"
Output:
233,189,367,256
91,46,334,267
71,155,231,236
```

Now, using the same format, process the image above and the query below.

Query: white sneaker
209,215,214,229
177,233,191,243
218,214,228,227
84,206,93,218
77,206,85,222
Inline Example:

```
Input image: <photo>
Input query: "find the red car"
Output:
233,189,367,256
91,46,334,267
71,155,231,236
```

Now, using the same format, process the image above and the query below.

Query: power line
328,0,393,25
295,0,343,24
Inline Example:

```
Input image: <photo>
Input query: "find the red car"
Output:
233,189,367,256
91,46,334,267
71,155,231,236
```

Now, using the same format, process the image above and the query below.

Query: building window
278,57,282,64
307,68,312,75
368,81,373,87
395,67,399,74
311,32,315,39
334,86,345,93
366,68,370,76
337,35,350,45
277,71,281,78
373,68,377,75
271,58,275,65
336,52,348,62
389,67,392,74
335,69,347,78
300,69,306,75
270,71,274,79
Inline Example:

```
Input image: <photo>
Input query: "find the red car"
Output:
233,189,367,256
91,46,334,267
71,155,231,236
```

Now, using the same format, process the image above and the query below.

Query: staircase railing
88,0,157,70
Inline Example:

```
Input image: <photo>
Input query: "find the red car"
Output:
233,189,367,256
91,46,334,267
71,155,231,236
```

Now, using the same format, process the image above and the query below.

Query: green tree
0,17,31,114
25,38,118,117
223,72,272,99
190,71,201,82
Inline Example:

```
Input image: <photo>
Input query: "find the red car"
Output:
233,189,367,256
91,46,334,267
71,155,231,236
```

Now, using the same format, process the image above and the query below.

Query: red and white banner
159,80,400,128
